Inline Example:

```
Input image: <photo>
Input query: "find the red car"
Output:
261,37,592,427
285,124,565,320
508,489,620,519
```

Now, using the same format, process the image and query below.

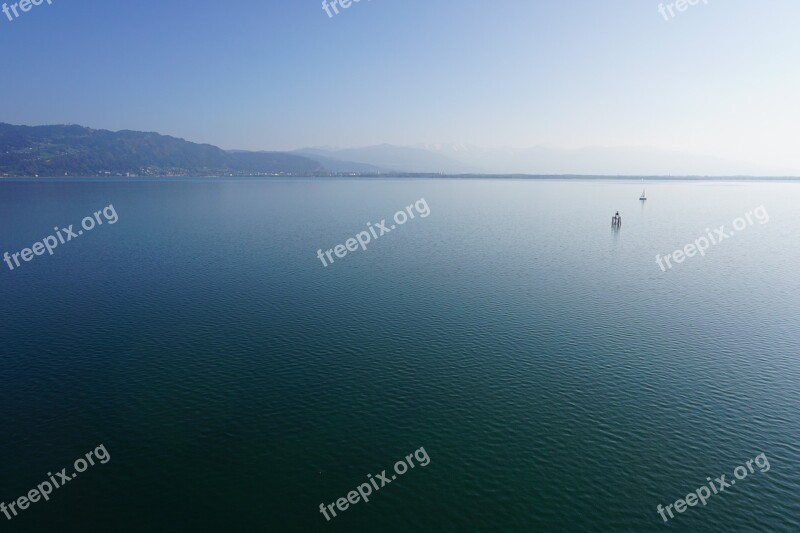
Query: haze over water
1,178,799,531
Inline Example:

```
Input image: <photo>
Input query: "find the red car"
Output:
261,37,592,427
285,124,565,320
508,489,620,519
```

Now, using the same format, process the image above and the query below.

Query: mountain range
0,123,794,177
0,123,324,177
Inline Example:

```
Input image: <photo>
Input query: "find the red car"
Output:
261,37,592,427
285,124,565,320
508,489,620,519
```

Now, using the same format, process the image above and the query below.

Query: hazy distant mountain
296,142,789,176
2,123,792,177
291,149,388,173
416,143,789,176
297,144,475,174
0,123,324,177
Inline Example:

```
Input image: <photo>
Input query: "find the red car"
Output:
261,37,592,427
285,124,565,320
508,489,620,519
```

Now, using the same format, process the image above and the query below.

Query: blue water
1,178,799,532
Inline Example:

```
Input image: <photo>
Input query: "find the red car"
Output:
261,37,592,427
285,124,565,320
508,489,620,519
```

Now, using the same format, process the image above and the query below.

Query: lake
1,177,799,532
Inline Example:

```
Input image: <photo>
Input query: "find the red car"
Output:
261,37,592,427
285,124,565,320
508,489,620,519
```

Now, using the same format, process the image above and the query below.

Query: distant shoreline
4,124,796,179
2,174,800,181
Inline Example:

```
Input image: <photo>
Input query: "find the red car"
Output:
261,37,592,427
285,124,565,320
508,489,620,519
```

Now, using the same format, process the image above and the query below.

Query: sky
1,0,799,172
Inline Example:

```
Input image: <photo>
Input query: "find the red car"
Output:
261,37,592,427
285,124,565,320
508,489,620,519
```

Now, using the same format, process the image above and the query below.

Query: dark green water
1,178,799,532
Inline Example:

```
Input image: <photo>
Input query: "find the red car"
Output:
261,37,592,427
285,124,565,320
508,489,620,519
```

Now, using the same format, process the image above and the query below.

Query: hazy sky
1,0,799,171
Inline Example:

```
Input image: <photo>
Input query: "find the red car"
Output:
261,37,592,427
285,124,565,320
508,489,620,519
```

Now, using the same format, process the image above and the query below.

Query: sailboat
639,179,647,200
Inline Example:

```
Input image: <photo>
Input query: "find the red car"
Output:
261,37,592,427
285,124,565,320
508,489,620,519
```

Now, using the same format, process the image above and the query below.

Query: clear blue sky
1,0,799,170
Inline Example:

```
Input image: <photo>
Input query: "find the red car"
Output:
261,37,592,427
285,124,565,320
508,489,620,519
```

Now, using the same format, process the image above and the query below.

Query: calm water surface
1,178,799,532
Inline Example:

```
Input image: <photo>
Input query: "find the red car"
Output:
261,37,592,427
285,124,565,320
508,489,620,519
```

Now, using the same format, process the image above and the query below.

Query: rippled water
1,178,799,532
